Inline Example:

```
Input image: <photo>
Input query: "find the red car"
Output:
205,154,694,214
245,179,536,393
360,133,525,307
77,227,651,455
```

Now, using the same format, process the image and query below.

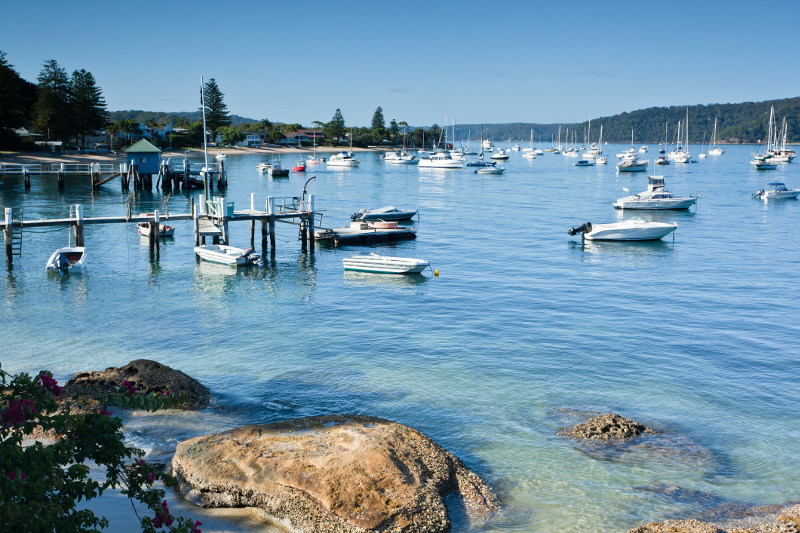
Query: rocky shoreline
56,360,797,533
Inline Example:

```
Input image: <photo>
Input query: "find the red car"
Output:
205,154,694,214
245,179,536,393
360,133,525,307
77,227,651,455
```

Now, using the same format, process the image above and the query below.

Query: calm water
2,145,799,532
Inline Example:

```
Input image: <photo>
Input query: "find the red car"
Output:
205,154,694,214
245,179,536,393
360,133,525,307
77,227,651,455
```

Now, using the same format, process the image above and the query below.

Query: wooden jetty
2,194,319,268
0,155,227,193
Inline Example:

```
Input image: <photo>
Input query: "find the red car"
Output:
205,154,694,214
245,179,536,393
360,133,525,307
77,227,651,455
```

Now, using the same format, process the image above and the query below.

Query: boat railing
275,196,302,213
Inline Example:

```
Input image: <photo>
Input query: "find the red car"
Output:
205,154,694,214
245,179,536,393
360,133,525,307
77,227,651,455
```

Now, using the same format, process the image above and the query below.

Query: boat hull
315,226,416,246
342,255,429,274
613,198,697,210
46,246,86,273
584,223,676,241
194,245,258,266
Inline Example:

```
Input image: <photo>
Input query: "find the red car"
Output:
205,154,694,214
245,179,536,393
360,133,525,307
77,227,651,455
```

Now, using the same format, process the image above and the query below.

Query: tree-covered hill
457,97,800,144
107,110,257,127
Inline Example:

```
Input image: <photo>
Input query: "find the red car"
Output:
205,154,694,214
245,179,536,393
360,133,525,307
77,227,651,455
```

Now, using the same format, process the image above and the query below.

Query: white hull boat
342,253,430,274
613,175,697,210
418,152,464,168
751,157,778,170
352,206,418,221
46,246,86,273
616,158,649,172
194,245,260,266
568,217,678,241
315,221,416,245
475,166,505,174
327,152,361,167
754,182,800,200
490,150,509,160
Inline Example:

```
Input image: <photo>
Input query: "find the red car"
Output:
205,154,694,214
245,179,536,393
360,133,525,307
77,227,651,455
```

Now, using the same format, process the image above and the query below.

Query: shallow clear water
2,145,799,532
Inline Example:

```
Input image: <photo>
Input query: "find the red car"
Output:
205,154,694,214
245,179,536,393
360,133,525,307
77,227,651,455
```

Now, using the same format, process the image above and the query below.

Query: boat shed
125,139,162,174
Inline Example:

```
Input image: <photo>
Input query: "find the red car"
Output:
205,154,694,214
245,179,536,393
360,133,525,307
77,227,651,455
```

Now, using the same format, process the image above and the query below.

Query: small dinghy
46,247,86,273
342,253,430,274
194,245,260,266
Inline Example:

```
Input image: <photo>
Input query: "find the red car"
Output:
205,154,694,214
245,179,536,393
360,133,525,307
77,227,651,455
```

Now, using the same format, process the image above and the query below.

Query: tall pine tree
201,78,231,143
34,59,70,141
327,108,346,144
70,69,107,148
0,51,36,147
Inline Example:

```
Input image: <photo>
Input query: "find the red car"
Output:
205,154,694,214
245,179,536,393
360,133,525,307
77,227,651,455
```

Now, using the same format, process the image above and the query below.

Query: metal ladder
10,208,22,256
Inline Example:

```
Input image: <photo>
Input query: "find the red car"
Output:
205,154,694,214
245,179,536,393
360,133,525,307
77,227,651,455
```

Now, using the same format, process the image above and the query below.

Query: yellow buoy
434,270,439,277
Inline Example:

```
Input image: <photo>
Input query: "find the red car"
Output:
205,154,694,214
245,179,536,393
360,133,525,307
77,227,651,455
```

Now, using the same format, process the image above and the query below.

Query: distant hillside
456,97,800,144
107,110,258,126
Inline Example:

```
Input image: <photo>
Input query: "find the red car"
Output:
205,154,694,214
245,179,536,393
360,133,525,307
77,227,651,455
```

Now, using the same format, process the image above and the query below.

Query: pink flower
2,398,36,426
121,380,137,395
36,373,62,397
7,470,27,481
191,520,203,533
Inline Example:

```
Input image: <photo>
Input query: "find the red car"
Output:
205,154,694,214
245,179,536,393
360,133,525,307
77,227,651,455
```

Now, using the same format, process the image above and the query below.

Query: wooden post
4,208,12,267
300,217,307,252
74,204,84,247
267,196,276,255
250,193,255,248
308,194,315,253
183,158,189,190
261,220,269,257
154,210,160,258
23,168,31,191
58,169,65,191
192,198,199,246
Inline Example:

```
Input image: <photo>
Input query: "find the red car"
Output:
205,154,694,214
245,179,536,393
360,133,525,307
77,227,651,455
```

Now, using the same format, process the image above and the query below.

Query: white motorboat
342,253,430,274
616,157,649,172
327,151,361,167
511,144,520,151
522,151,536,160
256,162,290,176
753,182,800,200
613,175,697,210
482,139,495,152
194,245,260,266
46,246,86,273
418,151,464,169
639,146,648,153
384,151,417,164
751,156,778,170
568,217,678,241
137,222,175,237
215,153,227,160
655,156,670,165
476,166,505,174
352,206,418,221
315,221,417,245
490,149,509,160
595,155,608,165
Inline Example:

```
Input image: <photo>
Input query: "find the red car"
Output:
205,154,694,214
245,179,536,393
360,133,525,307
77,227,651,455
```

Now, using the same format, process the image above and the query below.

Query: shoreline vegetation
0,145,383,166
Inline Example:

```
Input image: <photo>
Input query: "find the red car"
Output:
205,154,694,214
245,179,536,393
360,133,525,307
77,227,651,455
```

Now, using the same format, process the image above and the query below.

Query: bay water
2,144,798,532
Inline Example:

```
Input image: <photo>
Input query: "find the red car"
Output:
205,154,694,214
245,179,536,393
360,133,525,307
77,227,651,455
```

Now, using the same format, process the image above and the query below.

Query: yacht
568,217,678,241
327,151,361,167
352,206,418,221
708,118,725,156
482,139,495,152
490,149,509,160
753,182,800,200
613,176,697,210
418,151,464,169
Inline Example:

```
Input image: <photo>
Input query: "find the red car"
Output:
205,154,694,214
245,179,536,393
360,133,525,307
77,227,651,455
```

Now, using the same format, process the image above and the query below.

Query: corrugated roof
125,139,162,153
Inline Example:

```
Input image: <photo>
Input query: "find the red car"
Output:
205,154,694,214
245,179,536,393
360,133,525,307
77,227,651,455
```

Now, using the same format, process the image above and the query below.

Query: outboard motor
55,253,70,274
753,188,765,200
568,222,592,236
350,209,366,221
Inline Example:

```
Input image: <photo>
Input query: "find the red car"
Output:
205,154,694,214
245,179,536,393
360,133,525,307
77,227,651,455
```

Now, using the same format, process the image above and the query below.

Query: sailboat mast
200,75,210,202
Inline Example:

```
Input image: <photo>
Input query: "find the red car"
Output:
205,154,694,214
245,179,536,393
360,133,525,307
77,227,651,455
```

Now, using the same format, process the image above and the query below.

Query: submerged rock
63,359,210,409
171,414,499,532
625,502,800,532
559,413,656,440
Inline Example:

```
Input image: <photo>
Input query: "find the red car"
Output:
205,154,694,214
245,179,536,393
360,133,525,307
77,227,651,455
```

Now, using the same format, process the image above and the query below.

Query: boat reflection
342,270,429,288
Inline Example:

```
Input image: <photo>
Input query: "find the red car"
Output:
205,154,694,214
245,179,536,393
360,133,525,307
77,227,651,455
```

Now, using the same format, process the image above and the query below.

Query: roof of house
125,139,162,153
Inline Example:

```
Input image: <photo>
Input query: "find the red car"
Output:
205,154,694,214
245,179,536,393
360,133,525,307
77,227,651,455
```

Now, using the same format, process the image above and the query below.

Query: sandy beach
0,145,383,166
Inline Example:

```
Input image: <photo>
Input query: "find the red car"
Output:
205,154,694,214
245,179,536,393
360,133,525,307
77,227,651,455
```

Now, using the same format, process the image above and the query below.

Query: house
124,138,162,174
237,134,262,147
279,129,325,146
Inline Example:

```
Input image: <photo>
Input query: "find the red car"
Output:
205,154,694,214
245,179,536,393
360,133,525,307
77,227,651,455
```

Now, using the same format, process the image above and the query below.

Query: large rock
625,503,800,532
171,414,499,532
63,359,210,409
560,413,655,440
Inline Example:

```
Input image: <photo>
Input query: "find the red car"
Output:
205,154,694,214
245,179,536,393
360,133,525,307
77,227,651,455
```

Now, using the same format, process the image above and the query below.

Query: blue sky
4,0,800,127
